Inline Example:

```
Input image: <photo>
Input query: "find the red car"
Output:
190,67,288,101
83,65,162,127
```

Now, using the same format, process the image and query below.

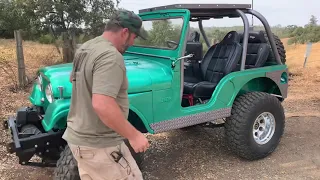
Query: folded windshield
134,17,183,49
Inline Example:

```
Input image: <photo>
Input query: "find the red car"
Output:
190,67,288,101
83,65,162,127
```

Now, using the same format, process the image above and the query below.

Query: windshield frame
125,9,191,59
132,16,185,50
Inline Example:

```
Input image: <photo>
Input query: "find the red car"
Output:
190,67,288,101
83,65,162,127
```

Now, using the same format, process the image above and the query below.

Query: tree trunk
62,32,75,63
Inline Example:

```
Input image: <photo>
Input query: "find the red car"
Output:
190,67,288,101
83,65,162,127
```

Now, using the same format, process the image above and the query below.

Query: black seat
234,31,270,71
185,31,203,61
183,31,242,100
188,31,200,42
183,31,203,83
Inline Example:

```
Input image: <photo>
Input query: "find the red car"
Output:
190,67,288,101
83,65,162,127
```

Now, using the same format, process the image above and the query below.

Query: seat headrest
239,31,267,43
188,31,200,42
221,31,240,44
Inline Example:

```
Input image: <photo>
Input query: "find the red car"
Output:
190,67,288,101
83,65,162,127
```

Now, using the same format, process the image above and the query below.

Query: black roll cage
139,4,283,69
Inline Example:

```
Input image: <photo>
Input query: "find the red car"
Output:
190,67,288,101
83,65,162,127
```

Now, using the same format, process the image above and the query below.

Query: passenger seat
234,31,270,71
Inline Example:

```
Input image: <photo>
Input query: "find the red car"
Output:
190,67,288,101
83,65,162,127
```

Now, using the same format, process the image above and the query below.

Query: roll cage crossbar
139,4,283,69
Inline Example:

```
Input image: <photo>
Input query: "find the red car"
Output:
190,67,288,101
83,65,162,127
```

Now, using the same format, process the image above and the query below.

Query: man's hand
92,94,150,153
128,132,150,153
69,73,73,83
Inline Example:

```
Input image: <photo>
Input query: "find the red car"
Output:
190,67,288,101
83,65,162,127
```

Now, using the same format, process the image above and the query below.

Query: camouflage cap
110,9,146,40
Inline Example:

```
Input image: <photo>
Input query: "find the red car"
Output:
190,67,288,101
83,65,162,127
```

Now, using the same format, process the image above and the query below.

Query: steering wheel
166,40,178,48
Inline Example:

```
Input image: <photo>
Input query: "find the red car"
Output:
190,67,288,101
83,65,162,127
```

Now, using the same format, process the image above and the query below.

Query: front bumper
3,108,66,167
4,117,22,154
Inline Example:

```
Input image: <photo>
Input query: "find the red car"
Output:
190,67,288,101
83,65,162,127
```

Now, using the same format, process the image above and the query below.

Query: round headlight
45,84,53,103
36,75,43,91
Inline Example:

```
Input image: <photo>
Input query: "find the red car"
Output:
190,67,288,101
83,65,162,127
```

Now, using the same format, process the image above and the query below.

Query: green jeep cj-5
4,4,288,179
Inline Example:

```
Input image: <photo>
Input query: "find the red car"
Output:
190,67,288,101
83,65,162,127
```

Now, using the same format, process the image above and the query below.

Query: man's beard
120,33,131,54
121,43,130,54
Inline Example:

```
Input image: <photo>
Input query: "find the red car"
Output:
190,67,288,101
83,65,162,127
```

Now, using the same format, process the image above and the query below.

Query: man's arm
91,52,149,153
92,94,149,152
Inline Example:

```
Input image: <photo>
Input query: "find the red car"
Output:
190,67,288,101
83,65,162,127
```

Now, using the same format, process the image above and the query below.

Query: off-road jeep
4,3,288,179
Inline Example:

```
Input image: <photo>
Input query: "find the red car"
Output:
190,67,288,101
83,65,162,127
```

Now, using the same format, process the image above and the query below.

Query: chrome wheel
253,112,276,145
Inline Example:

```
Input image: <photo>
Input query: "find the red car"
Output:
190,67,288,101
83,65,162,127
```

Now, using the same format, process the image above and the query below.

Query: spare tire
262,31,286,64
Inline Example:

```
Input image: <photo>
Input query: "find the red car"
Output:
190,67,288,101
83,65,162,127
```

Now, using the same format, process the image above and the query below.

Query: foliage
38,34,55,44
0,2,319,47
309,15,318,26
192,15,320,46
0,0,120,41
23,0,120,36
209,29,227,43
286,15,320,44
0,0,39,39
134,19,182,49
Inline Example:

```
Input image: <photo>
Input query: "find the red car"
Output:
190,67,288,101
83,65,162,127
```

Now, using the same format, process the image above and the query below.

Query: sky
117,0,320,27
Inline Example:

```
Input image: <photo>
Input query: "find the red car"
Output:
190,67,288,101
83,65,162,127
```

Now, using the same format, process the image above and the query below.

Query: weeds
0,39,62,92
0,58,19,90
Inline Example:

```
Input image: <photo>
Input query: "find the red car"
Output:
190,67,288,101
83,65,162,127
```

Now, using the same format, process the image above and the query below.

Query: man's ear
121,28,130,37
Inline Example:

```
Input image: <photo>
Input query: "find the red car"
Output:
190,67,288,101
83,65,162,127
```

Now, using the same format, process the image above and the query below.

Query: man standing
62,9,149,180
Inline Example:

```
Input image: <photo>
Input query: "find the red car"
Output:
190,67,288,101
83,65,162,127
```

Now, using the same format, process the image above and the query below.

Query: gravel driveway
1,116,320,180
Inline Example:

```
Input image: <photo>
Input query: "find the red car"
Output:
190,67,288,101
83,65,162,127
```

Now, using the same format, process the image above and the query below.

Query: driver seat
188,31,200,42
183,31,242,103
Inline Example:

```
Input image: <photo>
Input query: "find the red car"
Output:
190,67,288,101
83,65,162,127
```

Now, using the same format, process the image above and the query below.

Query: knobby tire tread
54,146,80,180
225,92,285,160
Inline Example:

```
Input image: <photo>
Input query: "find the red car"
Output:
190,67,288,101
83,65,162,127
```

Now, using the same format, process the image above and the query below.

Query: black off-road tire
54,146,80,180
53,140,144,180
225,92,285,160
263,31,286,64
20,124,42,138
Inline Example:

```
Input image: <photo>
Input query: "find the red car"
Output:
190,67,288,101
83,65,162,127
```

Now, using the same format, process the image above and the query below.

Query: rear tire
53,139,144,180
225,92,285,160
263,31,286,64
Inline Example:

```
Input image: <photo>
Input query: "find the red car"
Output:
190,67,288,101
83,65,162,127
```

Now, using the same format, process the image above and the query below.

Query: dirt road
1,116,319,180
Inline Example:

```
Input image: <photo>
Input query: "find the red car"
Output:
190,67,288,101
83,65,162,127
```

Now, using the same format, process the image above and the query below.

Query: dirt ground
142,116,320,180
1,38,320,179
1,116,320,180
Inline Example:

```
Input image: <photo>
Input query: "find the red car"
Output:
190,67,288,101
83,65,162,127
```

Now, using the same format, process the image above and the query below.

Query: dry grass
0,39,62,120
282,38,320,117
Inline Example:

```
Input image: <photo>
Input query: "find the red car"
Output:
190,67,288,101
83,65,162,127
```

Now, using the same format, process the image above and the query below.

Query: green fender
29,83,44,107
41,98,154,133
213,65,288,107
129,104,154,134
42,99,70,132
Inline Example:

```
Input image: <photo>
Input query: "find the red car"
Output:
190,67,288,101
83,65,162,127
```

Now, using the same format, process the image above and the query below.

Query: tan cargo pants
69,141,143,180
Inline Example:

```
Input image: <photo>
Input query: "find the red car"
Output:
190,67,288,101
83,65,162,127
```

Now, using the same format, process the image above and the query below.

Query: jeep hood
39,56,173,98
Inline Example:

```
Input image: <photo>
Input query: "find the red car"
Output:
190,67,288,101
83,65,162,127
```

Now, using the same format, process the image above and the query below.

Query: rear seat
234,31,270,71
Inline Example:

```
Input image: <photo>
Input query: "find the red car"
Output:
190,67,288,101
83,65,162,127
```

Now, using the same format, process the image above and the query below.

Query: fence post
14,30,27,87
303,42,312,68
